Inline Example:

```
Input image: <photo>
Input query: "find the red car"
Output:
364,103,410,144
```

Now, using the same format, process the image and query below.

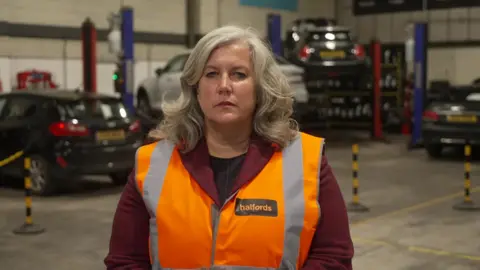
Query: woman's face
197,42,256,126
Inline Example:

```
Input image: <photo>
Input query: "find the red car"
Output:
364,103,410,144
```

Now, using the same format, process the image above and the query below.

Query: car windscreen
437,89,480,102
306,31,351,43
58,98,130,120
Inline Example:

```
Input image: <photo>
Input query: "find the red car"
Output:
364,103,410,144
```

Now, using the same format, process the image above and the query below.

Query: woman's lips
216,101,235,107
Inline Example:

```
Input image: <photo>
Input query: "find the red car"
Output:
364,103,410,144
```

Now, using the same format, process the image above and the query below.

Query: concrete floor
1,132,479,270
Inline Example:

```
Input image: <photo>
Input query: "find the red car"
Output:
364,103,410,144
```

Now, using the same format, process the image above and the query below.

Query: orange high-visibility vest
135,132,324,269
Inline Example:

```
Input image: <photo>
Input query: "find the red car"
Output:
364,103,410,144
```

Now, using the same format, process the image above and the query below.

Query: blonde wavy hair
149,25,299,152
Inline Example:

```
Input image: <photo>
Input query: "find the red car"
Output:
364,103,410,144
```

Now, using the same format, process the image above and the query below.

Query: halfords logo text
235,198,278,217
239,203,273,212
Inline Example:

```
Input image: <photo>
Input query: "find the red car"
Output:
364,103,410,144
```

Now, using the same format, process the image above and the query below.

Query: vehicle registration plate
96,129,126,141
320,50,345,58
446,115,477,123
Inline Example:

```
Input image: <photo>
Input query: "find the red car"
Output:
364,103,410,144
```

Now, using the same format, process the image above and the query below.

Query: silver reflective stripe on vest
140,140,175,270
279,135,305,269
315,141,324,222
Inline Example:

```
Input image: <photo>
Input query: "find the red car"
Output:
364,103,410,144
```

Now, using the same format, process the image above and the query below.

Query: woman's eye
205,72,217,77
233,72,246,79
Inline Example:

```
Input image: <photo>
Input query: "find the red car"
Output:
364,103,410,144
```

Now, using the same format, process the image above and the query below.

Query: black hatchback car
423,86,480,158
286,25,368,91
284,17,336,56
0,90,144,195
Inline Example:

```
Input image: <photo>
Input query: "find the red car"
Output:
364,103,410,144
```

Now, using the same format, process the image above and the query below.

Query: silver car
136,53,310,120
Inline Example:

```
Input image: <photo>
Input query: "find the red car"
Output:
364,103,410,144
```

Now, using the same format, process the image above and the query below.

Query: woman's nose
218,73,232,92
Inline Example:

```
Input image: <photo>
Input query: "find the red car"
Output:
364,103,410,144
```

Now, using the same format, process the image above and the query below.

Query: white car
136,53,310,119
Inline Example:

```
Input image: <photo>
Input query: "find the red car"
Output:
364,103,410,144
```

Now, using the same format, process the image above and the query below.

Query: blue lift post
267,13,282,56
410,22,428,148
121,6,135,113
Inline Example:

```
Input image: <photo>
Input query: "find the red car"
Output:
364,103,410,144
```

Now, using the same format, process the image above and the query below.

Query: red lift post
370,40,384,140
81,18,97,93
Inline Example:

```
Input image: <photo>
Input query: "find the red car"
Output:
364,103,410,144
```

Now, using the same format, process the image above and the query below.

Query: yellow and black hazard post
347,144,370,212
13,157,45,235
453,141,480,211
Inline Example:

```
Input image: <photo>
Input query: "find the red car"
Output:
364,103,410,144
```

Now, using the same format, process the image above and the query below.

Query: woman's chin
209,113,243,125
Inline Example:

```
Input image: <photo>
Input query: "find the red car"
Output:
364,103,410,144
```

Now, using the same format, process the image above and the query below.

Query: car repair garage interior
1,0,480,269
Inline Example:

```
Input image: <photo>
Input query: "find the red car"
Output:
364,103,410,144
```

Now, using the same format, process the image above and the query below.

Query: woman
105,25,354,270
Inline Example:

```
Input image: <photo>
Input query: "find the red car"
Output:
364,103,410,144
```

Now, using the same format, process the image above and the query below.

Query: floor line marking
351,186,480,226
353,236,480,262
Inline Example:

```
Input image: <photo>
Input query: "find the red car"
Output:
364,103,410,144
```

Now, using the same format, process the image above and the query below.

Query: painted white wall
336,0,480,85
0,56,168,95
0,0,189,63
0,0,336,94
0,37,186,94
1,0,186,33
0,0,188,94
199,0,336,38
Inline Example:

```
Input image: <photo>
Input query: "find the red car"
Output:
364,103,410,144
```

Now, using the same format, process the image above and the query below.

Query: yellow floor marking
351,186,480,226
353,236,480,262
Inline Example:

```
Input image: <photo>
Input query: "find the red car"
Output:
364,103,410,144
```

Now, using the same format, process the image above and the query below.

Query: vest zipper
210,191,240,268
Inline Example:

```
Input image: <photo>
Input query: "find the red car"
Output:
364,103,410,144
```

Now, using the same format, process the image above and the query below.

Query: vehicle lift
267,13,282,56
408,22,428,149
105,6,135,113
268,13,397,141
81,18,97,94
119,7,135,113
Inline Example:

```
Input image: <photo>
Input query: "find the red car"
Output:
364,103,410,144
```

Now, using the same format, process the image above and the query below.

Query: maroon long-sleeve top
105,136,354,269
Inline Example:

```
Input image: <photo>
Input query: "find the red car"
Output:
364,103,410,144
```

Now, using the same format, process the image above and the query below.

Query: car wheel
426,144,443,159
29,155,57,196
109,170,130,186
137,93,152,116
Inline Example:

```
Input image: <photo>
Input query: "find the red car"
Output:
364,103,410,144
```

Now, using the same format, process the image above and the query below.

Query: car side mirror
155,68,163,76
